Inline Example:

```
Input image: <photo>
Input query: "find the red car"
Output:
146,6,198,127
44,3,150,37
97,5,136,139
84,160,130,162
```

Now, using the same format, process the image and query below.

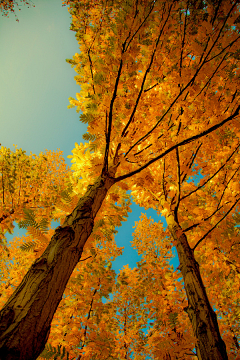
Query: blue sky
1,0,179,272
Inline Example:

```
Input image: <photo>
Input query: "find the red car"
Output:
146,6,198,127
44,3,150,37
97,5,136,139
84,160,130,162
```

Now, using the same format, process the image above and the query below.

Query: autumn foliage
1,0,240,359
0,146,70,246
0,0,35,21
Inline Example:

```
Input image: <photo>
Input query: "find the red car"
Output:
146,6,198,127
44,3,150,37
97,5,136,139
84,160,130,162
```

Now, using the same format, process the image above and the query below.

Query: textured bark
0,171,115,360
166,212,228,360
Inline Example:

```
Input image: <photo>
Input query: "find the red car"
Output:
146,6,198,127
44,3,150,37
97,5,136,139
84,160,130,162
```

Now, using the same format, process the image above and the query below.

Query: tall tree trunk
166,212,228,360
0,172,115,360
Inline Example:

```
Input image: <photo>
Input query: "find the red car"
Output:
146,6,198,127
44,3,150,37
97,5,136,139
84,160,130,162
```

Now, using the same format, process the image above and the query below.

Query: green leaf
168,312,178,328
93,72,105,84
89,142,99,152
18,208,38,229
79,113,94,124
20,241,36,252
38,343,74,360
82,133,96,141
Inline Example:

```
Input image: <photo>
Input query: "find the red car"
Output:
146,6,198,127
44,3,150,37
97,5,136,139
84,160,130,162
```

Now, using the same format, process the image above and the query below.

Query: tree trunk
0,172,115,360
166,212,228,360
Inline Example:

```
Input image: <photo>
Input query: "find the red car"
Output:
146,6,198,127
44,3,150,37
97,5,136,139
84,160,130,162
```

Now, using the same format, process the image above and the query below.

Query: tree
128,142,240,359
0,0,240,359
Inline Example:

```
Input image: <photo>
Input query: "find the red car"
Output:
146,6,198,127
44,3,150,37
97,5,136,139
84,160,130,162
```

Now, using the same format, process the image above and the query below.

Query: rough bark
0,171,115,360
166,212,228,360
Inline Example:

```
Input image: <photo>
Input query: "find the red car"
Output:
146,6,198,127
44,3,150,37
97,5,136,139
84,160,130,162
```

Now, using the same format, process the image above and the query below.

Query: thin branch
231,89,238,104
173,147,181,217
180,142,239,201
133,143,152,157
163,158,167,200
196,36,211,69
182,162,239,233
114,105,240,183
102,59,123,174
123,24,228,160
179,2,189,80
193,53,227,101
104,109,108,145
79,256,92,262
189,2,237,86
134,0,139,19
124,0,157,52
78,278,101,358
103,0,155,170
181,142,202,183
214,246,240,274
217,165,240,208
184,204,224,232
192,197,240,251
207,1,238,57
144,186,161,202
231,329,240,350
121,3,173,138
211,0,223,26
176,109,183,136
0,206,19,224
87,50,96,95
124,82,188,159
144,82,159,93
205,34,240,63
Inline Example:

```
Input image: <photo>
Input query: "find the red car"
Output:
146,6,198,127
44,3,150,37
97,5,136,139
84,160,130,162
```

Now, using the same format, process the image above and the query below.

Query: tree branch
173,147,181,217
114,106,240,182
192,197,240,251
121,2,173,139
181,142,202,183
180,142,239,201
102,59,123,174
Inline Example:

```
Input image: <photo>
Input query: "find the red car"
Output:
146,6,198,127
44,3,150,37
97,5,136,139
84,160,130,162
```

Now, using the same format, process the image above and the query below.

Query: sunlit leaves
1,0,240,358
0,146,70,243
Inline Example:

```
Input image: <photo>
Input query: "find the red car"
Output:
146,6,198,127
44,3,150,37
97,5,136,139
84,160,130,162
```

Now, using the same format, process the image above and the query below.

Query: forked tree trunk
166,212,228,360
0,171,115,360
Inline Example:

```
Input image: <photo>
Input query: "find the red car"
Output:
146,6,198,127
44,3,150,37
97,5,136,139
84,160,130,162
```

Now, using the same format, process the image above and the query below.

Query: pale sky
1,0,178,272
